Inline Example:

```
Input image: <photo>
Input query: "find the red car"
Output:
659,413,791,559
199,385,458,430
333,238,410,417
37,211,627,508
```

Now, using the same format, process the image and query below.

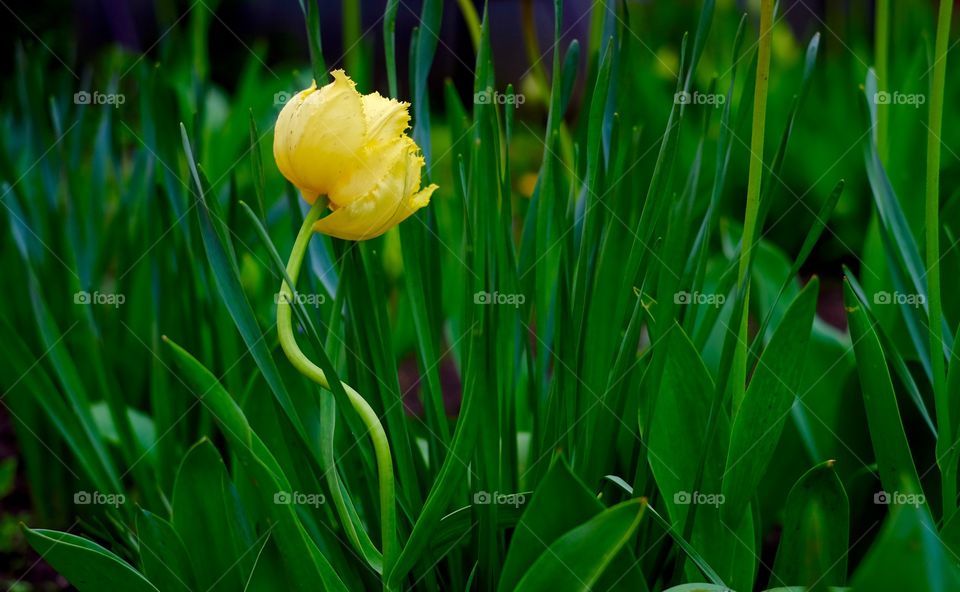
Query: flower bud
274,70,437,240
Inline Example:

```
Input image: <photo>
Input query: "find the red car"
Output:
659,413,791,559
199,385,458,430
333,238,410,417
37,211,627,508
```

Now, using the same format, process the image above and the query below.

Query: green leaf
514,499,646,592
171,439,246,592
843,266,935,436
22,526,159,592
649,325,724,523
498,458,605,592
90,402,156,452
136,509,197,592
851,506,960,591
645,505,726,587
649,324,756,590
247,111,267,221
180,126,317,470
750,181,845,363
26,276,122,493
842,281,923,498
162,337,351,591
722,278,820,525
0,323,114,494
243,538,304,592
410,0,443,163
862,69,953,377
383,0,400,96
771,461,850,590
302,0,327,84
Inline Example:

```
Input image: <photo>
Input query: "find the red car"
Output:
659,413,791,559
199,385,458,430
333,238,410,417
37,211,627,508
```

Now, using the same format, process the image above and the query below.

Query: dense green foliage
1,0,960,590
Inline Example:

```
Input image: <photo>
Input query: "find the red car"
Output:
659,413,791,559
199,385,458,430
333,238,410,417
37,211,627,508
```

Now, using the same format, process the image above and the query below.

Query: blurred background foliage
2,0,955,269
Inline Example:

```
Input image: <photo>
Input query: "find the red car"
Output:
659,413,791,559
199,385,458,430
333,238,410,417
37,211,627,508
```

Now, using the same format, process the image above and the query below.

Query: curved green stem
277,199,398,585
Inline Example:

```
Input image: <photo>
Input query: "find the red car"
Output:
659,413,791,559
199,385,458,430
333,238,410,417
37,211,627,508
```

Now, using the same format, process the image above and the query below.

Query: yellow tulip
273,70,437,240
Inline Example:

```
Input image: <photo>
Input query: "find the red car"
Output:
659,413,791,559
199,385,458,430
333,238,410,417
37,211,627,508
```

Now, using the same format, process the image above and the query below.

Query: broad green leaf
172,439,246,592
498,458,646,592
645,504,726,587
22,526,159,592
163,337,351,591
722,278,819,525
514,499,646,591
648,324,756,590
136,509,197,592
844,266,935,436
842,281,923,498
243,538,303,592
649,325,725,522
771,461,849,590
851,506,960,591
498,458,602,591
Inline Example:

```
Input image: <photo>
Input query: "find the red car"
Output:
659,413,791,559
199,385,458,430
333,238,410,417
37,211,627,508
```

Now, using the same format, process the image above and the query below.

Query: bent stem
277,199,399,585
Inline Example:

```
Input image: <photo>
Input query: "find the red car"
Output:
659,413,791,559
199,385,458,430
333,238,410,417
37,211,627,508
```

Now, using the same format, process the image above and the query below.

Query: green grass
1,0,959,590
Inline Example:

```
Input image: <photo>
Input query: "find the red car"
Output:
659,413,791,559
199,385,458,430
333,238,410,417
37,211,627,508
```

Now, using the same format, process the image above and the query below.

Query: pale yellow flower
273,70,437,240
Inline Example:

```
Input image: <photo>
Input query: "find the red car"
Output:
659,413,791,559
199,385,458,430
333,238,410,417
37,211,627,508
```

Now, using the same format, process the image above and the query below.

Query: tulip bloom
274,70,437,240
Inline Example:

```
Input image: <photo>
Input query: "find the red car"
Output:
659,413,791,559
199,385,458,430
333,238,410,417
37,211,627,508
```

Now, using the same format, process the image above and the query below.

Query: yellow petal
313,142,435,241
313,183,436,241
273,81,316,189
324,95,412,207
273,70,367,200
327,136,409,208
361,92,411,145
